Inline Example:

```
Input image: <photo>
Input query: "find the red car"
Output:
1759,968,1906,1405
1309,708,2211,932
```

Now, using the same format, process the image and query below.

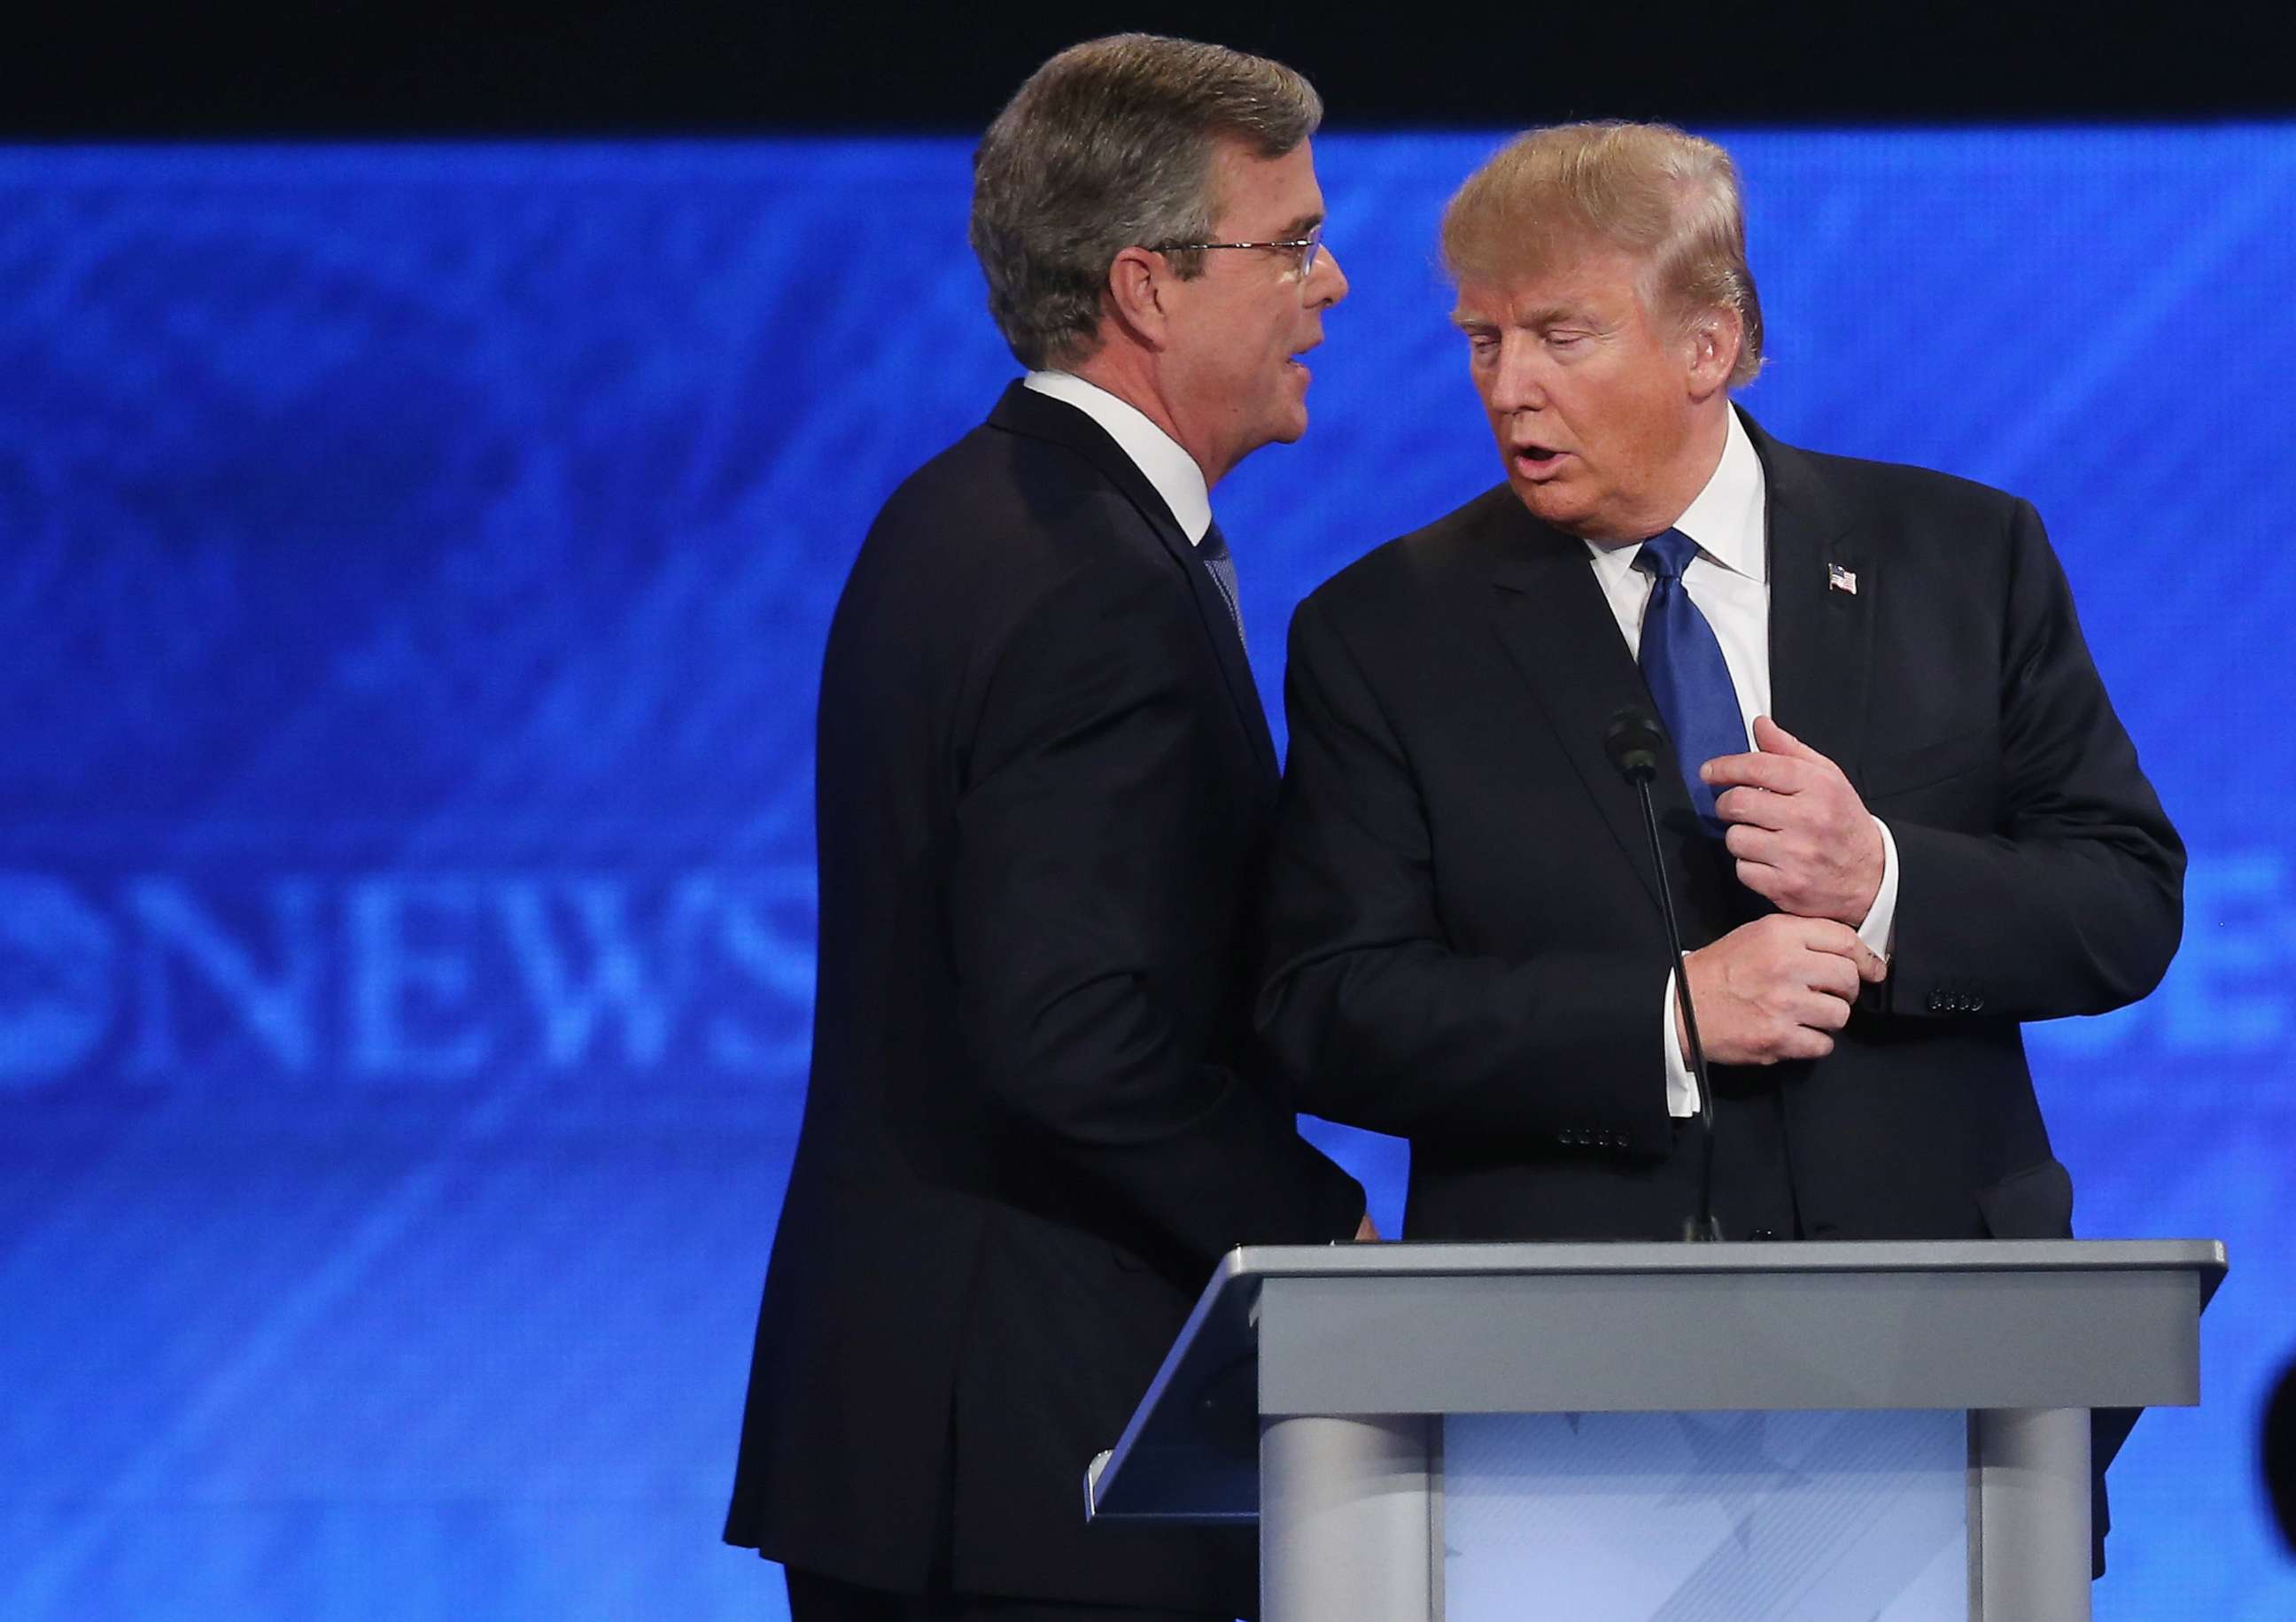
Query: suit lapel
1746,414,1873,785
987,383,1278,781
1477,496,1683,917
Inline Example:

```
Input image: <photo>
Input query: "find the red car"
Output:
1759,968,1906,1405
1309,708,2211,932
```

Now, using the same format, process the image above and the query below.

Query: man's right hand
1679,914,1885,1066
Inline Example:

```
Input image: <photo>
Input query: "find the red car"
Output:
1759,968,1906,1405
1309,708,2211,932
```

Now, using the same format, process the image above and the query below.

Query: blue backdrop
1,128,2291,1618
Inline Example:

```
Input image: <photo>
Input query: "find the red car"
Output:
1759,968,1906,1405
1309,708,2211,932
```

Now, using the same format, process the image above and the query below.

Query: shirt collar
1672,404,1767,582
1022,369,1213,545
1584,404,1769,583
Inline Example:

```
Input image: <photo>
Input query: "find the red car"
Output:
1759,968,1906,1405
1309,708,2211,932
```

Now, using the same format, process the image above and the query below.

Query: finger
1752,714,1833,767
1734,858,1785,904
1723,824,1786,863
1843,935,1886,982
1780,1026,1836,1061
1802,951,1861,1004
1715,786,1790,830
1798,991,1852,1031
1700,751,1808,794
1799,919,1882,971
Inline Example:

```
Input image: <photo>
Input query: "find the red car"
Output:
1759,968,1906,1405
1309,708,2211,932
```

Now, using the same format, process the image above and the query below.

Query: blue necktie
1633,528,1746,834
1198,522,1246,649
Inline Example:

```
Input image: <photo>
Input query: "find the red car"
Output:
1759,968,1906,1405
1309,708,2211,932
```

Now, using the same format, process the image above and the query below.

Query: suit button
1969,994,1986,1013
1927,991,1947,1013
1749,1227,1779,1240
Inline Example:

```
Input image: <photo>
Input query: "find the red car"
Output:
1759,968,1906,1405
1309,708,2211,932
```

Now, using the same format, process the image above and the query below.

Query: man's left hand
1702,716,1884,928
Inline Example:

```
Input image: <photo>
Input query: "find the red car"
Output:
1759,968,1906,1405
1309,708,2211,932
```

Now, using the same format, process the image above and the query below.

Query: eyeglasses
1152,224,1323,279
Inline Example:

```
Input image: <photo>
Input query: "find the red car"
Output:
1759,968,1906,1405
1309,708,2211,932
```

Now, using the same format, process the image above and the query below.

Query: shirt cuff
1857,815,1900,959
1663,963,1699,1119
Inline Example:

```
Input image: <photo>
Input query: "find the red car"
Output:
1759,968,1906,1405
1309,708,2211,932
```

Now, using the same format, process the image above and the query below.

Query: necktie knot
1633,527,1701,582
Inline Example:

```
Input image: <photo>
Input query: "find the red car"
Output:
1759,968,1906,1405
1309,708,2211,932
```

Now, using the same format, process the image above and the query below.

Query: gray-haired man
725,35,1367,1622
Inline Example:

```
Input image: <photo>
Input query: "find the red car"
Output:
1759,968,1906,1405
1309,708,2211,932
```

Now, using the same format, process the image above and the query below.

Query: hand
1702,716,1885,927
1680,913,1886,1066
1354,1213,1382,1243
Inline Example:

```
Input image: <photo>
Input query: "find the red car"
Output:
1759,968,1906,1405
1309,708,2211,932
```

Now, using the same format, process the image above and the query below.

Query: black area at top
10,1,2294,139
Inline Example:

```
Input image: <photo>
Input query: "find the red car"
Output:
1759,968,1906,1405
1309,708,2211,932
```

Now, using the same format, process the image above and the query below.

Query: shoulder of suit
1303,484,1523,619
1780,438,2033,531
869,416,1176,578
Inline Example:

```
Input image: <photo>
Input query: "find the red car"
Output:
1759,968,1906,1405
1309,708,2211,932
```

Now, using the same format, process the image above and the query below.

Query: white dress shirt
1022,370,1211,544
1587,407,1901,1116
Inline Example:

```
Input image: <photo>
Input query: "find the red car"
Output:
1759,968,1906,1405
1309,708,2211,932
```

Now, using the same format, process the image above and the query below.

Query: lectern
1086,1241,2223,1621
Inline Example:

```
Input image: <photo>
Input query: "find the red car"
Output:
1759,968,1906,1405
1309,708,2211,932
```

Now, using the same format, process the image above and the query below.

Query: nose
1483,334,1548,414
1307,242,1348,308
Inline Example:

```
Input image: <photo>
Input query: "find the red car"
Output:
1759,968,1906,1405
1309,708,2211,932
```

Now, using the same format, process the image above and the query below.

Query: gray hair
1441,121,1765,388
970,34,1323,370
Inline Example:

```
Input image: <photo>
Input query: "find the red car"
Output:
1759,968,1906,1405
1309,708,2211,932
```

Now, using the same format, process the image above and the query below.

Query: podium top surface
1087,1238,2225,1520
1207,1236,2226,1288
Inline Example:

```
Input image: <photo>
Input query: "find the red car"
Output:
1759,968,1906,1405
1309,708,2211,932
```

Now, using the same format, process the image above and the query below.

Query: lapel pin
1827,563,1858,595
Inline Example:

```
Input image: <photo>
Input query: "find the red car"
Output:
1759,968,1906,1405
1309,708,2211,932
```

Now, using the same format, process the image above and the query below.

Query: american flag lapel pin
1827,563,1858,595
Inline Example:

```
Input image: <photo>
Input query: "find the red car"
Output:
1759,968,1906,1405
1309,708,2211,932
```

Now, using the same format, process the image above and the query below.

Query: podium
1086,1240,2223,1622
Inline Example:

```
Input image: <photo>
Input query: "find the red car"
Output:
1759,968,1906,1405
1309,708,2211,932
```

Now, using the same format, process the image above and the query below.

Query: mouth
1511,443,1570,478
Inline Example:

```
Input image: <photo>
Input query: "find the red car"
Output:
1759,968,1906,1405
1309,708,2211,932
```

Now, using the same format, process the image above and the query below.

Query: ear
1104,244,1176,351
1684,305,1742,400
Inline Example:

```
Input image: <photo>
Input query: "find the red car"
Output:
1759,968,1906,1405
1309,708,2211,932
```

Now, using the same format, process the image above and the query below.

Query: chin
1519,489,1612,540
1509,479,1575,523
1265,405,1309,446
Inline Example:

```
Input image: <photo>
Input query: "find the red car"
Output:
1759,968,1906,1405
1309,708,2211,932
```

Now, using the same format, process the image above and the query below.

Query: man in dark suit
2268,1354,2296,1552
725,35,1369,1622
1256,121,2182,1564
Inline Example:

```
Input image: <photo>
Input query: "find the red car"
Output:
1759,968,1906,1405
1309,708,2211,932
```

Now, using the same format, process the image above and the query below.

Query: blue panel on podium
1447,1409,1966,1619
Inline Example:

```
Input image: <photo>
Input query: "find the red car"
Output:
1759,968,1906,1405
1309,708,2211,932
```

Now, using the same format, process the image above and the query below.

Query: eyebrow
1276,212,1323,239
1450,302,1583,332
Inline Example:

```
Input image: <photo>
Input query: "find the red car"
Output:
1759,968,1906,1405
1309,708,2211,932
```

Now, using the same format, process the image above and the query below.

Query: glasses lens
1299,228,1323,277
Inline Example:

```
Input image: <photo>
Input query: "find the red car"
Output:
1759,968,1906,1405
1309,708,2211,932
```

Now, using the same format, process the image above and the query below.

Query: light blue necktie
1198,522,1245,648
1633,528,1747,834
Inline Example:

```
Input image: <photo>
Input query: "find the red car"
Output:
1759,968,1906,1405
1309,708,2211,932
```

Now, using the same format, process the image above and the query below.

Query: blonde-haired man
1258,122,2183,1574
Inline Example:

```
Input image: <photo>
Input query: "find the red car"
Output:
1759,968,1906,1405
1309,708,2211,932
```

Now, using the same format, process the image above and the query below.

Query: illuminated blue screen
1,129,2291,1618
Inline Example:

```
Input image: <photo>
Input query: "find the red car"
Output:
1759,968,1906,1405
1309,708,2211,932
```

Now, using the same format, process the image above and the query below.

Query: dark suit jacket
725,383,1364,1611
1257,410,2184,1246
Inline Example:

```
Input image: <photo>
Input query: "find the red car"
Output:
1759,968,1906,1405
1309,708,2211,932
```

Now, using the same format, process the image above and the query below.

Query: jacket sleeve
1881,500,2185,1020
1254,591,1677,1152
950,552,1364,1266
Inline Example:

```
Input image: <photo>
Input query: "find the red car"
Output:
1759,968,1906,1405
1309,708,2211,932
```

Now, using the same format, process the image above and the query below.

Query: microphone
1603,705,1723,1242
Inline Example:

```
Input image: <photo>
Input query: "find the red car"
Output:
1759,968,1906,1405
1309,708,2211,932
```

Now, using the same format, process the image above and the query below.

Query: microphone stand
1605,706,1723,1243
1631,776,1724,1242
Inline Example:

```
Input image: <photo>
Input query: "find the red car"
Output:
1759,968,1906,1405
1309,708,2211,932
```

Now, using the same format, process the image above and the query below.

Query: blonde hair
1441,121,1765,387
